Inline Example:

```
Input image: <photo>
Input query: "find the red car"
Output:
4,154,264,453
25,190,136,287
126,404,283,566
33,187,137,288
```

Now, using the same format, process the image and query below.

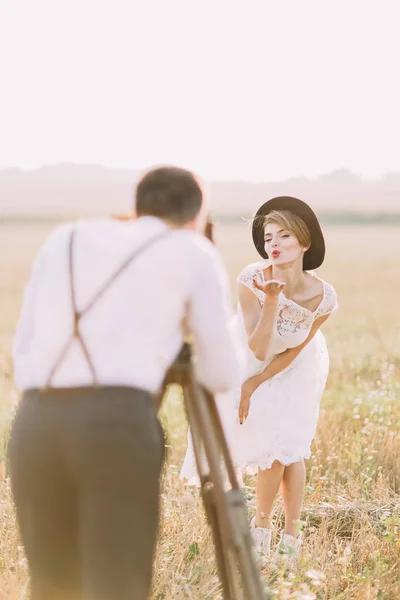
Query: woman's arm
239,279,285,361
247,314,330,392
238,314,329,423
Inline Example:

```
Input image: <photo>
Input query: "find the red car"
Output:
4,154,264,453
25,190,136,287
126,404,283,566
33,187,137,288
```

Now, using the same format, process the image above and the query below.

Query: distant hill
1,164,400,217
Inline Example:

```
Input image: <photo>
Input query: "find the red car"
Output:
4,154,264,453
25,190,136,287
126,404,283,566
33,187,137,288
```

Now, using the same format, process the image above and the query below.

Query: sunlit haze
1,0,399,181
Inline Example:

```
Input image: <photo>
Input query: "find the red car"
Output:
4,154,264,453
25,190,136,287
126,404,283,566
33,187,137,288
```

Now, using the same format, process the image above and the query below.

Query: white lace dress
180,261,338,484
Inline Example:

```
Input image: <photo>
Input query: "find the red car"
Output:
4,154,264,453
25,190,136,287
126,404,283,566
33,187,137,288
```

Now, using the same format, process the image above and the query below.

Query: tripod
160,342,266,600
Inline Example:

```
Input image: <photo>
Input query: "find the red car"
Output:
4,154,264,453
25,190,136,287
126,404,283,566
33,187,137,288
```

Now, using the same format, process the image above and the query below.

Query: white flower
306,569,326,581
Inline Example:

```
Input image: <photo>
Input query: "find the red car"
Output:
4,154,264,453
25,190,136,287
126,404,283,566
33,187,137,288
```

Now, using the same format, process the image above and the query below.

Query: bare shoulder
307,272,337,296
304,271,325,297
307,272,339,316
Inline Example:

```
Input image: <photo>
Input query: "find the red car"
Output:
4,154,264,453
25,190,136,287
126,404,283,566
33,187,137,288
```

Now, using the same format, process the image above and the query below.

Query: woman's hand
238,377,260,424
253,278,286,297
238,392,250,425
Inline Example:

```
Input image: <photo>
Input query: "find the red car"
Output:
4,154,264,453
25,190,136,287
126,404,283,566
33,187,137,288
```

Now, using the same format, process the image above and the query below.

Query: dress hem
180,451,311,486
237,450,311,475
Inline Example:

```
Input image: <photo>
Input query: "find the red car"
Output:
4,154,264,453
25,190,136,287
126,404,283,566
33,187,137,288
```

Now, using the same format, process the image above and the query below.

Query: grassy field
0,221,399,599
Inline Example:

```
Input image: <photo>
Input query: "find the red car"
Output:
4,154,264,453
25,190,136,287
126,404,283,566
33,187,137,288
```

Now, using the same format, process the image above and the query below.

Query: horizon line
1,162,400,184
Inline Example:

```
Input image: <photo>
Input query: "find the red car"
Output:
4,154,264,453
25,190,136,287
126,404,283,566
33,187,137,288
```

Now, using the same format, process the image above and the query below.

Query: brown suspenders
44,227,170,390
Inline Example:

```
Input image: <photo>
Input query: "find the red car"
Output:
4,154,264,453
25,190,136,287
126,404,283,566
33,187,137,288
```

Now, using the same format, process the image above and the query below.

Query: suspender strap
44,227,170,389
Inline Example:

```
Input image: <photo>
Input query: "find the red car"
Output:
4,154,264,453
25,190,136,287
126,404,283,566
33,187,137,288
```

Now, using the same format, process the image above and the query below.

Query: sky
1,0,400,181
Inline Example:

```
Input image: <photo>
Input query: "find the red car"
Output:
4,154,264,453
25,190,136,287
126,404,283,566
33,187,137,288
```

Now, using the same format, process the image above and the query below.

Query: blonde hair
263,209,311,248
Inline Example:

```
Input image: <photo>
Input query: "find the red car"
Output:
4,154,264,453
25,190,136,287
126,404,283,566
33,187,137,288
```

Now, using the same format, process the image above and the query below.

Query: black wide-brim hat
252,196,325,270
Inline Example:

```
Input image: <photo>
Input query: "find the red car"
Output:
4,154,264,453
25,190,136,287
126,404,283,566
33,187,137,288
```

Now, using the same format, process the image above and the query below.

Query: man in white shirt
9,166,241,600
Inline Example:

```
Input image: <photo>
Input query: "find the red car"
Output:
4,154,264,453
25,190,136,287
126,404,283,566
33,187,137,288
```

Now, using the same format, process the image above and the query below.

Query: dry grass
0,221,399,599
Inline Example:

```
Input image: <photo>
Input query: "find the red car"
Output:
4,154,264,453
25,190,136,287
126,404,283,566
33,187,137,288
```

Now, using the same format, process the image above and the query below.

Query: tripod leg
202,390,267,599
204,486,266,600
160,348,267,598
182,384,266,600
229,497,267,599
182,387,237,598
201,481,240,600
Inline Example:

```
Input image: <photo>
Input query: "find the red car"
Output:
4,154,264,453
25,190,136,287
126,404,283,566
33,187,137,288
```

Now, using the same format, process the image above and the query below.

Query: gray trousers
8,386,165,600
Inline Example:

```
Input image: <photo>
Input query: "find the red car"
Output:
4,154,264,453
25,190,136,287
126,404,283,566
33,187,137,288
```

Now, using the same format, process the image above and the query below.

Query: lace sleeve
315,283,338,318
237,263,258,290
237,262,265,304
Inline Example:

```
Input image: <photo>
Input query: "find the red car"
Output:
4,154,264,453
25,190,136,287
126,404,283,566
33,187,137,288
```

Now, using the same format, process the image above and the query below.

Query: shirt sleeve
13,224,71,389
187,244,244,393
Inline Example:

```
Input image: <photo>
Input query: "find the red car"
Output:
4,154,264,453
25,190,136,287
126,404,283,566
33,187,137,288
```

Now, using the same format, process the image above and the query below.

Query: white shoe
272,531,303,569
249,516,272,558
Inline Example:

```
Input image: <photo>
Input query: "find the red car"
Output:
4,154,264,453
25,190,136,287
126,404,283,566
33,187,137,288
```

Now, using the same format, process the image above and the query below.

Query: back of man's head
135,166,203,226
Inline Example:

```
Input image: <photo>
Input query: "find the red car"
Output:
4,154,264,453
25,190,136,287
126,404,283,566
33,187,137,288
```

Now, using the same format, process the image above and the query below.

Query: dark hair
135,166,203,225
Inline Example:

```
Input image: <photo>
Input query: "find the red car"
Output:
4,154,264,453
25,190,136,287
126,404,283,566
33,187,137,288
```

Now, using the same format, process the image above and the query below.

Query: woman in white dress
180,196,338,561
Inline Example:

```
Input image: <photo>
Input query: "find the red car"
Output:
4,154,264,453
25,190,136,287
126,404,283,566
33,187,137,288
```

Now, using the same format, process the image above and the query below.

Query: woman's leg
280,461,306,536
255,460,285,527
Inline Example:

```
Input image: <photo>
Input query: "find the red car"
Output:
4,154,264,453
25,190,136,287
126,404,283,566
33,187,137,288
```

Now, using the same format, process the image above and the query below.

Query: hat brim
252,196,325,270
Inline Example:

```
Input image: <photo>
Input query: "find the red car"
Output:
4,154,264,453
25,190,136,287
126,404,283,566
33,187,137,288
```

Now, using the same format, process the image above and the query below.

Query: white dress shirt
13,216,243,394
